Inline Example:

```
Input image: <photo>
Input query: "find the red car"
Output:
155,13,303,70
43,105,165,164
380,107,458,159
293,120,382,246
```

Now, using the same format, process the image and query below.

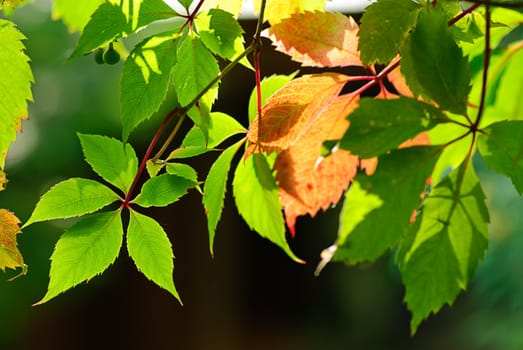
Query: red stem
122,109,178,207
466,0,523,8
254,49,262,120
448,3,481,27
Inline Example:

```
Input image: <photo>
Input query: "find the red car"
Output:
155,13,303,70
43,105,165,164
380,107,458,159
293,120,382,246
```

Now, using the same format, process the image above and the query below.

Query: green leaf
195,8,251,69
166,162,199,184
121,32,180,141
202,139,244,255
71,0,175,58
479,48,523,123
358,0,422,65
172,35,220,107
127,209,179,301
339,97,448,158
233,153,302,262
497,23,523,49
24,178,120,227
442,2,483,43
167,112,246,159
0,19,33,169
334,146,441,264
52,0,104,32
35,211,123,305
479,120,523,194
134,173,195,208
399,161,489,333
186,101,211,142
78,134,138,194
428,122,472,186
247,72,297,124
400,7,471,115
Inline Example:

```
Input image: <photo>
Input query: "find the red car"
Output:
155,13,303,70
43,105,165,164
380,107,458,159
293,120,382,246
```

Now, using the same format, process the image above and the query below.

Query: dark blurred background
1,1,523,349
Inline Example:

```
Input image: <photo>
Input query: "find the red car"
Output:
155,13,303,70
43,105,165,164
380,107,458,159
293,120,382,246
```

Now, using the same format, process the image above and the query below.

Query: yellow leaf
253,0,325,23
0,209,24,272
0,170,6,191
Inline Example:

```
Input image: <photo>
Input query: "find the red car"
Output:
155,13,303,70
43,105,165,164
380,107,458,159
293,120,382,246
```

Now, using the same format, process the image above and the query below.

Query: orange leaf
274,94,361,234
247,73,348,155
264,11,361,67
0,209,24,271
387,61,414,98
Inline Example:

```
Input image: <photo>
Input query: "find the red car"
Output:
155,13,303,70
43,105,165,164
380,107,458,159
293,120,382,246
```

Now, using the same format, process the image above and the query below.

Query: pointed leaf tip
35,211,123,305
233,153,303,263
127,210,180,302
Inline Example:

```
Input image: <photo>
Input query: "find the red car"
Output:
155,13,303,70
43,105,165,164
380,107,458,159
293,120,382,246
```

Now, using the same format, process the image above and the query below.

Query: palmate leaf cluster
0,0,522,335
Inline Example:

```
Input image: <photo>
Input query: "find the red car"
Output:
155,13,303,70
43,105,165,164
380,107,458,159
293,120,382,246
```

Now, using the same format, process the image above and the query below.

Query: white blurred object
163,0,374,19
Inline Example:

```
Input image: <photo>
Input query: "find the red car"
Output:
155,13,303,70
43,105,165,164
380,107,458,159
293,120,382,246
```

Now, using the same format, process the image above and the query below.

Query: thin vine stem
151,113,186,162
448,3,481,26
122,109,177,206
465,0,523,8
123,0,270,202
473,3,491,130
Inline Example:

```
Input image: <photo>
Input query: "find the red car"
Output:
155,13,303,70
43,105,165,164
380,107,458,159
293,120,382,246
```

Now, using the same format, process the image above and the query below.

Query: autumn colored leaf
387,62,414,98
247,73,348,155
0,209,24,271
275,94,361,234
264,11,361,67
253,0,325,24
0,170,6,191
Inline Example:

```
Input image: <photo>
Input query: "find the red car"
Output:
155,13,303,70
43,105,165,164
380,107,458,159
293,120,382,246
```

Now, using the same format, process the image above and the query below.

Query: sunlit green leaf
127,210,179,301
195,8,252,69
340,97,448,158
399,161,489,333
497,23,523,48
167,112,246,159
78,134,138,194
35,211,123,305
401,7,471,115
52,0,104,32
24,178,120,227
173,35,220,107
358,0,422,65
71,0,175,58
134,173,195,208
202,139,244,255
121,32,180,141
166,163,199,184
0,19,33,169
233,153,302,262
479,120,523,194
334,146,441,264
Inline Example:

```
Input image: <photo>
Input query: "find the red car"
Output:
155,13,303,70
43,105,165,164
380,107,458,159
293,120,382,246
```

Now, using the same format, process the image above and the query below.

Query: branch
123,108,180,206
464,0,523,8
448,3,481,26
473,3,491,131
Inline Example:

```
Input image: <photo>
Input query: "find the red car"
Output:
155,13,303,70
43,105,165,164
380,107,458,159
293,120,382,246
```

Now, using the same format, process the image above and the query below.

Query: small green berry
103,43,120,65
94,48,105,64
